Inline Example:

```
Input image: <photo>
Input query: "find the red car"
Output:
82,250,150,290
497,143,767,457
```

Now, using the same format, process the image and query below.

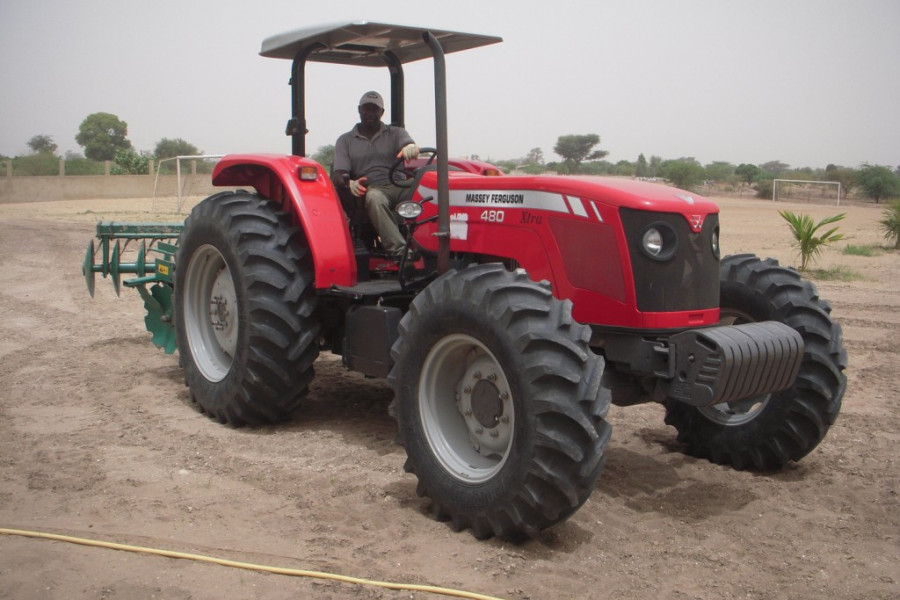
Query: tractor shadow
276,354,399,456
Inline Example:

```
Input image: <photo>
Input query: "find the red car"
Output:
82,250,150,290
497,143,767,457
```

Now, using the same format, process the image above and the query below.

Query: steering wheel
389,147,438,188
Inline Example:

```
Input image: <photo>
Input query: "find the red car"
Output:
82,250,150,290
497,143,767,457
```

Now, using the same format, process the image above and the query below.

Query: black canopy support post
289,42,325,157
383,51,405,128
423,32,450,275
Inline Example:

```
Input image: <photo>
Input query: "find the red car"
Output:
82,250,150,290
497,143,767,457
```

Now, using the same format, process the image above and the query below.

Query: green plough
82,222,183,353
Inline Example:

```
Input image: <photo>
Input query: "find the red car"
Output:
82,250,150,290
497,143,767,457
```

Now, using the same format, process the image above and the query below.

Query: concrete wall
0,172,219,203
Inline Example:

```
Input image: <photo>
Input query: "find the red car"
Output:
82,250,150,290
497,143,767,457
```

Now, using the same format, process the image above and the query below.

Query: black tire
174,191,320,426
664,254,847,470
388,264,612,540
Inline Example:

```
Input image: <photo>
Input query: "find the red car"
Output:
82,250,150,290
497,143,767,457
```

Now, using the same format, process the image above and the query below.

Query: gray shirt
333,123,414,186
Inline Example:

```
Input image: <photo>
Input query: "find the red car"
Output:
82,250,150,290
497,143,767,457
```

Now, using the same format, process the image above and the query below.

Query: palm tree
778,210,846,271
879,201,900,249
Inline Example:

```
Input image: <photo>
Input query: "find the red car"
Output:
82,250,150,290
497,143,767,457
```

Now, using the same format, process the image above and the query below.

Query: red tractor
84,22,847,541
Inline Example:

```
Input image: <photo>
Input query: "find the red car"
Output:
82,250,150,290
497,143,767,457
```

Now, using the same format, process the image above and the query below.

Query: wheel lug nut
487,372,497,381
473,371,482,379
490,430,499,438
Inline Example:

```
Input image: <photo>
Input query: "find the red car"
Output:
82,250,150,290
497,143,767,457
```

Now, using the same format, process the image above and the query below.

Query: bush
12,153,59,176
661,160,705,190
64,157,106,175
112,149,150,175
755,177,774,199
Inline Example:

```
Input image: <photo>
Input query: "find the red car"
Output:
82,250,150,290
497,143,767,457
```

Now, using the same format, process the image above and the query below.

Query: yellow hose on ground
0,527,507,600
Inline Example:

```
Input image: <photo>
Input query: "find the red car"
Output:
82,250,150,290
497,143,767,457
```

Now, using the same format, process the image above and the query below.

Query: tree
778,210,846,271
553,134,608,173
76,112,132,161
735,163,760,185
614,160,635,176
855,164,900,203
649,155,662,178
661,159,705,190
27,134,57,155
524,147,544,166
635,153,649,178
759,160,790,176
154,137,200,160
705,161,735,183
310,144,335,168
825,164,856,198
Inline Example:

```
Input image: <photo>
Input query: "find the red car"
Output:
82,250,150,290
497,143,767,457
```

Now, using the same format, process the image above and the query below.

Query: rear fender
212,154,356,287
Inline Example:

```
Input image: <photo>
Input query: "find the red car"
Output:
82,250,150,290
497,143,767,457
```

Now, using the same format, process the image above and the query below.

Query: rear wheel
389,264,611,540
174,192,320,425
664,254,847,470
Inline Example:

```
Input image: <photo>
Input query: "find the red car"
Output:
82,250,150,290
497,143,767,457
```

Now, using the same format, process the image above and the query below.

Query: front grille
620,208,719,312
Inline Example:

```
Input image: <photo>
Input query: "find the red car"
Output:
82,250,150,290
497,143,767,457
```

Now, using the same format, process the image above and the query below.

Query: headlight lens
643,228,663,256
396,201,423,219
640,222,677,261
711,226,721,259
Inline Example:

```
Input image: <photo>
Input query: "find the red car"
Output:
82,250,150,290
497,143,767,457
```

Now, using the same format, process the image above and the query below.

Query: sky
1,0,898,170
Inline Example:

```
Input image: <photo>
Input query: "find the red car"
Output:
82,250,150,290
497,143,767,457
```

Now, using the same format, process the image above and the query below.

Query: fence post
148,158,155,176
4,160,10,177
59,158,66,177
104,160,111,176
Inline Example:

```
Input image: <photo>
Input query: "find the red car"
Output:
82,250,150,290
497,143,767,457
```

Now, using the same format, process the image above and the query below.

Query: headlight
643,228,663,256
711,226,721,259
640,222,677,261
396,201,423,219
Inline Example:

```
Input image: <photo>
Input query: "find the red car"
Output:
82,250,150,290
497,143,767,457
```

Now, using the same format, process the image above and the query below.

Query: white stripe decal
417,186,572,215
569,196,588,218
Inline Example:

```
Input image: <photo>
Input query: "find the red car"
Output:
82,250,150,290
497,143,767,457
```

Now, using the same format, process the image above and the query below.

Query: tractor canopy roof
260,21,502,66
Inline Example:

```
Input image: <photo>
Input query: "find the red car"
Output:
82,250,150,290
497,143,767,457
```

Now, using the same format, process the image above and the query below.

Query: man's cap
358,91,384,109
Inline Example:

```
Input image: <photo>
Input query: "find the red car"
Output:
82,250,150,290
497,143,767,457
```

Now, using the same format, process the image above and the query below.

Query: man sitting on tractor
332,91,420,259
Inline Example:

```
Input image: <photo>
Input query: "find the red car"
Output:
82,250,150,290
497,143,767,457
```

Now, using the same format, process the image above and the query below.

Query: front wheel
664,254,847,470
174,192,320,426
388,264,611,540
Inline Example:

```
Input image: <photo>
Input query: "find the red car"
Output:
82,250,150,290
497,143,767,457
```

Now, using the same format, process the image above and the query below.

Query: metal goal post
772,179,842,206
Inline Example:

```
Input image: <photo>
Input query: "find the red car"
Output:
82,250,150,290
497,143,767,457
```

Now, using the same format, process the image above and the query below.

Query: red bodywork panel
213,154,357,288
212,154,721,329
409,173,722,329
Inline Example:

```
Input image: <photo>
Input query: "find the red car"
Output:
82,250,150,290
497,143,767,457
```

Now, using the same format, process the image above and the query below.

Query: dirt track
0,196,898,600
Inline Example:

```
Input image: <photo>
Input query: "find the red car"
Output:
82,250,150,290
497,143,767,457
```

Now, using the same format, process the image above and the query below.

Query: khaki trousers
365,183,408,253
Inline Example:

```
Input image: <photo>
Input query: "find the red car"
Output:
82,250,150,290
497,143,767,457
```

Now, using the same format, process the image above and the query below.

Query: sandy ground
0,194,897,600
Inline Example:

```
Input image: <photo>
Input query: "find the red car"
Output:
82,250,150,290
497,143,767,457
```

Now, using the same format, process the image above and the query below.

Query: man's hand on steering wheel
397,143,419,162
389,146,437,188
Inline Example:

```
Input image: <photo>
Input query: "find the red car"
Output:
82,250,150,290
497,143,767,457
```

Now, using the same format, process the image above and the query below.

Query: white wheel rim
183,244,237,382
418,334,514,483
